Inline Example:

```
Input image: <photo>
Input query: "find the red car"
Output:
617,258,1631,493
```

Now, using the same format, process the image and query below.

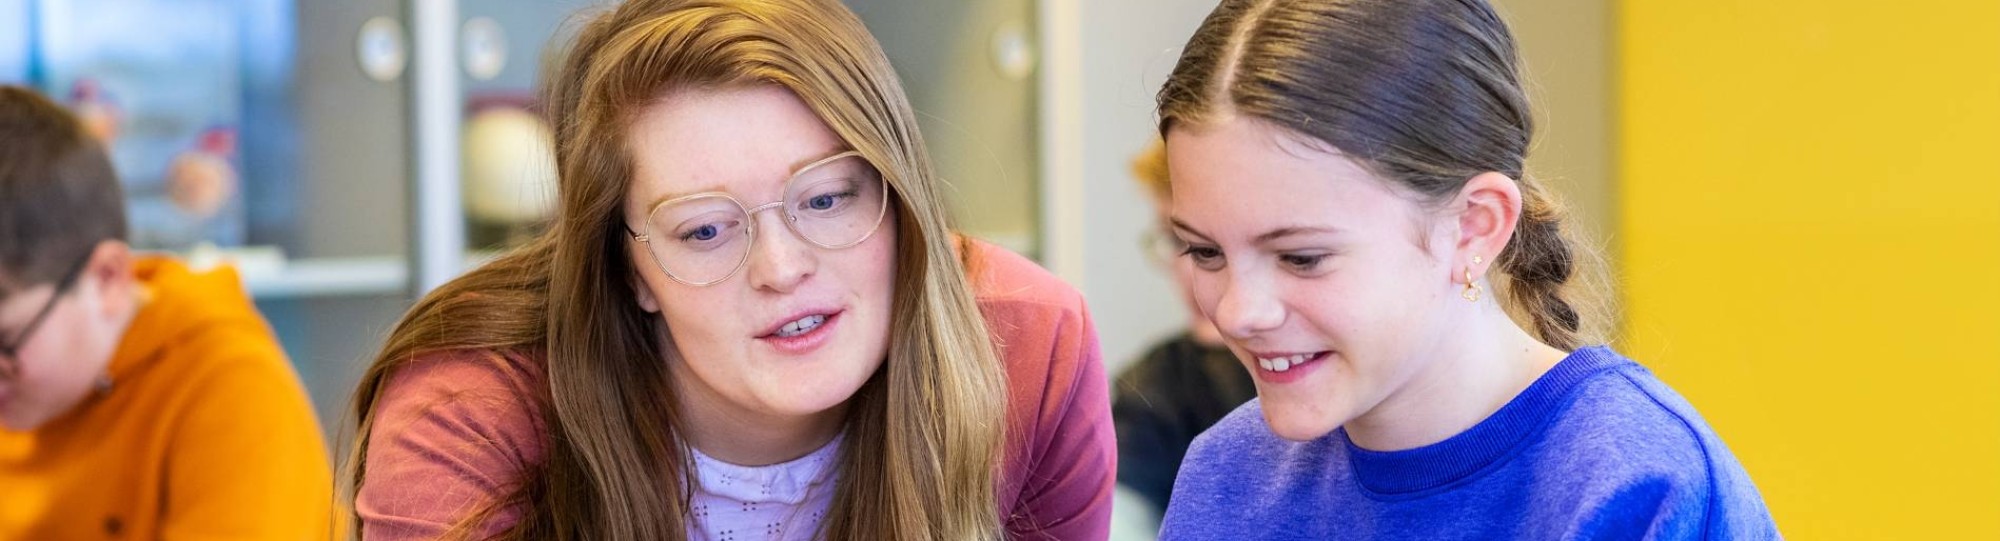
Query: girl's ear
1453,172,1523,276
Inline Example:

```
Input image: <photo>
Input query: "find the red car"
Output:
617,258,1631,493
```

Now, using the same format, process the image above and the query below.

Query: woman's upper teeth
776,314,827,337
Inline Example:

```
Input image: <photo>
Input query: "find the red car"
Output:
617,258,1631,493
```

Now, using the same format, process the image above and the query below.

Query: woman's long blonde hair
343,1,1008,539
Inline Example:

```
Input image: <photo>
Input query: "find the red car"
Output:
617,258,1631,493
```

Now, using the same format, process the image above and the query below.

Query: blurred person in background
1151,0,1778,538
1110,138,1256,521
343,0,1114,539
0,85,331,540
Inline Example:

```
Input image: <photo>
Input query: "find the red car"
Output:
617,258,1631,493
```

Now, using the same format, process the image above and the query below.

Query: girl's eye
1182,245,1224,270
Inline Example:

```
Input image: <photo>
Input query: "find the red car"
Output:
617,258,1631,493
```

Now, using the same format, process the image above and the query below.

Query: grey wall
1074,0,1218,372
294,0,409,259
847,0,1043,253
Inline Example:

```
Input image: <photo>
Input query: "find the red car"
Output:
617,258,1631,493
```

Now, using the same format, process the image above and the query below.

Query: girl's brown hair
1158,0,1602,349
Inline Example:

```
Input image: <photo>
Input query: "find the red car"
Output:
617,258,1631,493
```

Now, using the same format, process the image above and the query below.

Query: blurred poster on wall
35,0,246,250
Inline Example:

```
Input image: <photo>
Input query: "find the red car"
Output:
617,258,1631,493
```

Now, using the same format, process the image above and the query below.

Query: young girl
345,1,1113,539
1154,0,1779,538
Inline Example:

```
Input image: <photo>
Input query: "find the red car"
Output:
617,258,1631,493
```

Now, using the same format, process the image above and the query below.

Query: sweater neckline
1339,346,1628,496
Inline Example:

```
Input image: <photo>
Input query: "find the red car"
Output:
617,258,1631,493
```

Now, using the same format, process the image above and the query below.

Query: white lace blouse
686,434,842,541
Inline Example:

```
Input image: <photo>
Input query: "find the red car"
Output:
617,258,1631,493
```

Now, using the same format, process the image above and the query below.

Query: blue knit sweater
1158,347,1779,540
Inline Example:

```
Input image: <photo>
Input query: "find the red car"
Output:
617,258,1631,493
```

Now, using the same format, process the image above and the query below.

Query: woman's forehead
626,87,849,204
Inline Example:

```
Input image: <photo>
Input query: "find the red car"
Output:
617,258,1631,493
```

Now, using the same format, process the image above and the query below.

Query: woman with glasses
1152,0,1777,539
345,1,1113,540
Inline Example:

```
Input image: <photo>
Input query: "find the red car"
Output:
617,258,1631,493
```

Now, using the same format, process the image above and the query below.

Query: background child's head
1131,138,1223,346
0,85,140,430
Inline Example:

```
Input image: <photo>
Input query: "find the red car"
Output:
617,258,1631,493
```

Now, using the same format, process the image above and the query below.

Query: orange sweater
0,257,332,540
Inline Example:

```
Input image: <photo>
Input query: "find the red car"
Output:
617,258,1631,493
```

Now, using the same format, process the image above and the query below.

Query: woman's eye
682,225,716,241
678,223,728,242
807,191,850,210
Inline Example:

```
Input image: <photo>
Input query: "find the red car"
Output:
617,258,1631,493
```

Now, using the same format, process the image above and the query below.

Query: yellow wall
1619,1,2000,538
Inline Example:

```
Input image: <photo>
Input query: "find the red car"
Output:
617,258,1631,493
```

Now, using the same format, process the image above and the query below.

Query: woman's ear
624,239,663,314
634,281,661,313
631,265,662,314
1455,172,1523,275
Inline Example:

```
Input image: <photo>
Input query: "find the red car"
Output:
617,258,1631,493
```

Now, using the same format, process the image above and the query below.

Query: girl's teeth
1257,353,1316,372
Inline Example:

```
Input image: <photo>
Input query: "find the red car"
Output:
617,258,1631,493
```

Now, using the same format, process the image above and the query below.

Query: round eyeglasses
626,151,889,286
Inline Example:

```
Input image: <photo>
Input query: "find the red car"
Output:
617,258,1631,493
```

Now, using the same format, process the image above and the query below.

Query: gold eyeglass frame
625,150,889,287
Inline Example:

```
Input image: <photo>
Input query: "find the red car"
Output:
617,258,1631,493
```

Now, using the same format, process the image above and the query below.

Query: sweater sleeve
1003,302,1116,540
355,351,546,540
159,340,333,541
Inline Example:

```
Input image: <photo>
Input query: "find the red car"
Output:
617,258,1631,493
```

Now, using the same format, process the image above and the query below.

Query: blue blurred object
37,0,244,249
0,0,26,83
234,0,298,249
